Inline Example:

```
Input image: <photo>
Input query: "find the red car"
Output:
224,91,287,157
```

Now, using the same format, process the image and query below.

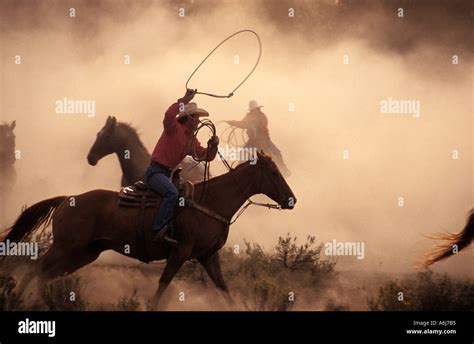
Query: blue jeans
144,163,179,231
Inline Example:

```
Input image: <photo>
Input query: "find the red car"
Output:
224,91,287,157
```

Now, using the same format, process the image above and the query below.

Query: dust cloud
1,0,472,295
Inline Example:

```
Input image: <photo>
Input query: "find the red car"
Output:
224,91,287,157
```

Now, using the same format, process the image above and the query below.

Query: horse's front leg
199,251,235,307
151,248,190,309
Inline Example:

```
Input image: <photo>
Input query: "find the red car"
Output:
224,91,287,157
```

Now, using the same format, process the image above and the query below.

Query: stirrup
152,229,165,242
152,225,177,246
163,235,178,246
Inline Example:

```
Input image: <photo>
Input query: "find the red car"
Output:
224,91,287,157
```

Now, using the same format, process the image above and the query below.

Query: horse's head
87,116,117,166
254,151,296,209
0,121,16,160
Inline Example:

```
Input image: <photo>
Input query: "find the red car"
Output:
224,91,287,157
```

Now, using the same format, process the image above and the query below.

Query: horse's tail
419,209,474,267
2,196,67,243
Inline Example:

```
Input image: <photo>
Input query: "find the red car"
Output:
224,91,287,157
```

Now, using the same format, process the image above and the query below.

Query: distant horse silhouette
86,116,206,185
419,209,474,267
4,152,296,308
0,121,17,198
222,123,291,177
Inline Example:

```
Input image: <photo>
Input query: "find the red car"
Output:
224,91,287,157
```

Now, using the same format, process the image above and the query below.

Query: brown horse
86,116,206,185
419,209,474,267
5,152,296,307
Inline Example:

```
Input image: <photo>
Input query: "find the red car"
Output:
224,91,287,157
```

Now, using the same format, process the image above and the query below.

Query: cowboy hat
244,100,263,111
177,102,209,119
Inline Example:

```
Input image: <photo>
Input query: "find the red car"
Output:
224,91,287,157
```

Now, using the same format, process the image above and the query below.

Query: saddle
118,168,195,207
118,169,194,264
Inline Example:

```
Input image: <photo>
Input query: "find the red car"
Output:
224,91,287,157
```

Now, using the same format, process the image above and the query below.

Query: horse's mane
192,160,249,188
193,153,275,187
116,122,149,153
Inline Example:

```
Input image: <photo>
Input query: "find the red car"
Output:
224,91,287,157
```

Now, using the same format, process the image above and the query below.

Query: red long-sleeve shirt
231,109,269,140
151,98,209,169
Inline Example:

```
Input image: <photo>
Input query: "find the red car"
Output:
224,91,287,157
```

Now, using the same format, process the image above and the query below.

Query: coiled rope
187,118,217,200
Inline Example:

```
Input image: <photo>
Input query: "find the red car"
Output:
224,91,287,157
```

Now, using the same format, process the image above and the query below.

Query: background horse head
87,116,207,186
0,120,17,225
0,121,16,168
87,116,150,186
0,121,17,191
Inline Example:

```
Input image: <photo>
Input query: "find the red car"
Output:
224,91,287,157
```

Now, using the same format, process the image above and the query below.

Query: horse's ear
106,116,117,127
257,150,267,160
10,120,16,130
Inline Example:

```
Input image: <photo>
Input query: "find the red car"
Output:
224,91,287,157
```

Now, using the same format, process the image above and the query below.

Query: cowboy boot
164,222,178,246
153,224,178,246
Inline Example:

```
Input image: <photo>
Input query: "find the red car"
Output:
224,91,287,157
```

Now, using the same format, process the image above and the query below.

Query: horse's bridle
186,119,284,225
217,152,283,225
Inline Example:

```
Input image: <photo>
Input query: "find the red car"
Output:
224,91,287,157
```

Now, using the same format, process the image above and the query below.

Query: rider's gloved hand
208,135,219,146
184,88,197,101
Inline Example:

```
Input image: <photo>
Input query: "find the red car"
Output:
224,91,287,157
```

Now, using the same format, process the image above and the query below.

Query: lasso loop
185,29,262,98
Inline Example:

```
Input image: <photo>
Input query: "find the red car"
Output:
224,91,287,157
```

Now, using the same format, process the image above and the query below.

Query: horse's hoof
148,298,159,310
